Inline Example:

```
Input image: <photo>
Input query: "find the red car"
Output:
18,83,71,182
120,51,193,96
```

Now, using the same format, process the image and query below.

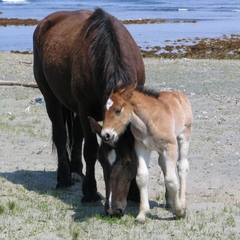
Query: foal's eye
115,108,122,115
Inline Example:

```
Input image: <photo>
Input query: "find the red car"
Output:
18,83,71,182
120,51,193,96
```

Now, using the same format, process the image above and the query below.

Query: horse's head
101,82,137,145
88,116,139,217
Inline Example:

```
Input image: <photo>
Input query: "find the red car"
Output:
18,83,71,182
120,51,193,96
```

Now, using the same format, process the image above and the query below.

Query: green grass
0,204,5,214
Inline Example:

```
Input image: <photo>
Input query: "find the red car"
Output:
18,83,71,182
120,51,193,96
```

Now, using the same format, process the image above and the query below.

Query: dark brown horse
33,8,145,202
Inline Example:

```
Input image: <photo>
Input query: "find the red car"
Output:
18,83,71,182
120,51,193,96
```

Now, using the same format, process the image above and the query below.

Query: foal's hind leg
177,128,191,211
161,143,185,218
158,153,172,209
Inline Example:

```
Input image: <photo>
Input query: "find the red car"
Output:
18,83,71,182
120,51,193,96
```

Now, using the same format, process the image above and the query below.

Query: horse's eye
115,108,122,115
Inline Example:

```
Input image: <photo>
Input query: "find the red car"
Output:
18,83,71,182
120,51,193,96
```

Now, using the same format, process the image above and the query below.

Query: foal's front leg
134,141,151,223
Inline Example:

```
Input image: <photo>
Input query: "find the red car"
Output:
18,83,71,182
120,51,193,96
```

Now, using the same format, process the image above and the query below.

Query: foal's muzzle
101,129,117,144
105,203,125,218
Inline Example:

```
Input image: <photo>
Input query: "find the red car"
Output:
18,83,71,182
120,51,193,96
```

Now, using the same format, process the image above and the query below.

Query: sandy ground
0,53,239,239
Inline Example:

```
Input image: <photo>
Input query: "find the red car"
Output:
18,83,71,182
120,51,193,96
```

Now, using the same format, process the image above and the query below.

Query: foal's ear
122,81,137,100
88,116,102,136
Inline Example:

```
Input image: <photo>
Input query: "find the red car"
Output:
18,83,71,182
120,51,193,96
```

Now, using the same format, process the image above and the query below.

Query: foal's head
101,82,137,145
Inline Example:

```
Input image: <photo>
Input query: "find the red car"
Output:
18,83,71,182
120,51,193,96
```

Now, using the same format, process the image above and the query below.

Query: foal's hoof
81,192,102,203
175,208,187,219
56,178,75,189
135,212,150,223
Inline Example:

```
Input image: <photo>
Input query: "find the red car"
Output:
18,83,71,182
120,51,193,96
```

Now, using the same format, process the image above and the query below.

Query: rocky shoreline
1,16,240,59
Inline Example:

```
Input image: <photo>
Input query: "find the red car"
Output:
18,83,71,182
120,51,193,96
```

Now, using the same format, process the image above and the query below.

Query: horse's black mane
83,8,132,104
135,85,160,99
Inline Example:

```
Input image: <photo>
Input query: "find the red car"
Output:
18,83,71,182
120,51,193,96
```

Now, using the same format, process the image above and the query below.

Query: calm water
1,0,240,52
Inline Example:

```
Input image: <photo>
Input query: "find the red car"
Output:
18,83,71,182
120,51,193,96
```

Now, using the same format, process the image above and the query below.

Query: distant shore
1,17,240,59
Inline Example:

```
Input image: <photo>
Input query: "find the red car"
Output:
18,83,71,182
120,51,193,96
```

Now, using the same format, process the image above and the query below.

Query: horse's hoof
71,172,84,182
56,179,75,189
81,192,102,203
165,203,172,209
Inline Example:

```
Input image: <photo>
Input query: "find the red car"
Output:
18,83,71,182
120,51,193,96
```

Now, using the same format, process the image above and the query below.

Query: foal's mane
83,8,132,104
135,85,160,99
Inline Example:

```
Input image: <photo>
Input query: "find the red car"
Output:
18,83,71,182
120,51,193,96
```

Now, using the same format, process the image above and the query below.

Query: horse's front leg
80,114,101,202
134,141,151,223
70,114,85,182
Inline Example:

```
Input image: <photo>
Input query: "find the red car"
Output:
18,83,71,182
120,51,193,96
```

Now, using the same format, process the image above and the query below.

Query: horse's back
33,10,92,73
33,10,92,51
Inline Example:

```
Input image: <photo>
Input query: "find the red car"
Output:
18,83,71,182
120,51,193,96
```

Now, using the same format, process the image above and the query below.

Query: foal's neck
130,90,156,125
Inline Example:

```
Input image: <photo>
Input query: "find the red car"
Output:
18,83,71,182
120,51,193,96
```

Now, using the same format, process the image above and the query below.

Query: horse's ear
113,80,124,93
122,81,137,100
88,116,102,137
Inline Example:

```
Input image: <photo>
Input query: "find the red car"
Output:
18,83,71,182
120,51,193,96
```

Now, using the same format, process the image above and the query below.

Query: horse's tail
62,105,75,155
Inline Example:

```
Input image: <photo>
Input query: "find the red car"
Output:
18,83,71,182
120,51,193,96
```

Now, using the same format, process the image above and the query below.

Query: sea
1,0,240,52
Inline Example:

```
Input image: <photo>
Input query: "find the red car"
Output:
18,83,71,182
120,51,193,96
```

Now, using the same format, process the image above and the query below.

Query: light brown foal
101,82,193,222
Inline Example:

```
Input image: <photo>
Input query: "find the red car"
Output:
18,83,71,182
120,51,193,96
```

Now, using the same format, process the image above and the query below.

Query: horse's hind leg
70,114,85,182
34,51,73,188
177,128,191,210
45,96,74,188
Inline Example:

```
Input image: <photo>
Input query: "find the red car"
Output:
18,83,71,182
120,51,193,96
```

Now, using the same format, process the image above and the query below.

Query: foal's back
157,91,193,132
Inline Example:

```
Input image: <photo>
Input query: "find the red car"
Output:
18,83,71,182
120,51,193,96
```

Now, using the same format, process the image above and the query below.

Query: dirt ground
0,53,239,239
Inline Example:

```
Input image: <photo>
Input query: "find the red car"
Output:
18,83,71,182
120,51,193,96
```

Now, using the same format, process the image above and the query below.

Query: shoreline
0,17,197,27
1,17,240,59
7,34,240,60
